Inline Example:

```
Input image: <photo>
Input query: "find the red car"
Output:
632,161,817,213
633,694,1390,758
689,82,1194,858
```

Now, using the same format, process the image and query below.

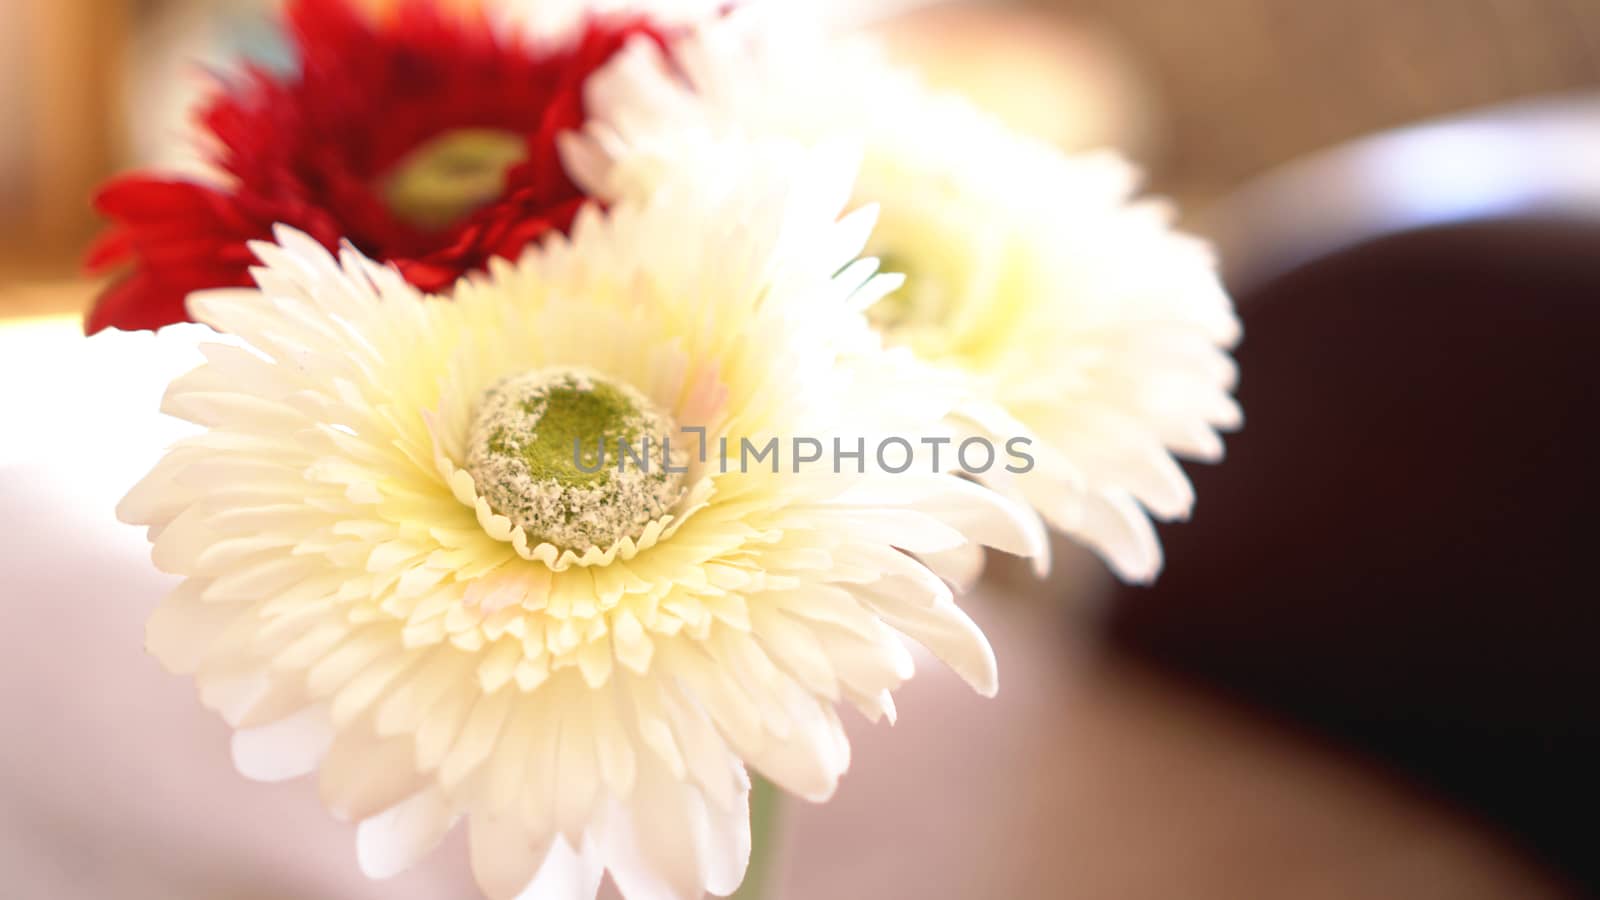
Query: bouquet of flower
96,1,1240,898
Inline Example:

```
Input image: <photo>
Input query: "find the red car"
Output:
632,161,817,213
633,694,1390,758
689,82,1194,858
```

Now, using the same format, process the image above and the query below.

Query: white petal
320,728,427,822
471,817,556,900
601,757,750,900
1067,490,1163,584
700,783,753,898
356,788,457,880
145,580,241,674
515,835,604,900
854,579,998,697
230,705,333,782
917,542,987,592
742,690,847,802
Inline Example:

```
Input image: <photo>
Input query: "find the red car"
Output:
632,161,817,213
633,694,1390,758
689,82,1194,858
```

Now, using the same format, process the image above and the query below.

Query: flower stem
732,774,782,900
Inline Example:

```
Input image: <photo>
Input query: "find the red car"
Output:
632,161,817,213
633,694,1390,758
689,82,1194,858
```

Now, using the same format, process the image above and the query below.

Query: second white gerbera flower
119,145,1042,899
564,4,1243,582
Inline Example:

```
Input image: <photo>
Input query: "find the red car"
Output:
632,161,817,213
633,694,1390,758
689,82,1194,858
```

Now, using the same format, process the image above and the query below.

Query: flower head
565,5,1243,582
119,146,1042,899
85,0,659,334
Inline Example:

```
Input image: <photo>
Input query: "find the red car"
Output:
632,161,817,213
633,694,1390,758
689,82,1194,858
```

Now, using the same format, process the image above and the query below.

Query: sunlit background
3,1,1598,897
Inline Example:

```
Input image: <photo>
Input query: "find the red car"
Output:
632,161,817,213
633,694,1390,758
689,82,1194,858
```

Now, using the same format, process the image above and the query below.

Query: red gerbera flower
86,0,660,333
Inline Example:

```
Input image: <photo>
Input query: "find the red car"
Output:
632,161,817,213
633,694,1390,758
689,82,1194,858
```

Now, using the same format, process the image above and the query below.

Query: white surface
0,319,473,898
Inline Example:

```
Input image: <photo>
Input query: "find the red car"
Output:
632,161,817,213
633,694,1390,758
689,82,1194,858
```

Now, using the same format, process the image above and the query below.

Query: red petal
394,259,463,293
93,177,231,223
83,228,134,273
84,274,192,335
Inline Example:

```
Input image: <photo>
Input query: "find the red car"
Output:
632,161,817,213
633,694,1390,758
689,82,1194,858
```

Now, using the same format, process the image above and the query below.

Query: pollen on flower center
382,128,527,232
465,368,687,552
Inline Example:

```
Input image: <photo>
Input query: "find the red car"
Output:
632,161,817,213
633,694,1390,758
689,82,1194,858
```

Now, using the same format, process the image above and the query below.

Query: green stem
731,775,782,900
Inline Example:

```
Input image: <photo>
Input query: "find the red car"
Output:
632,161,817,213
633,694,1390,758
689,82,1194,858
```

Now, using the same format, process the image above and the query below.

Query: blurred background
2,0,1598,897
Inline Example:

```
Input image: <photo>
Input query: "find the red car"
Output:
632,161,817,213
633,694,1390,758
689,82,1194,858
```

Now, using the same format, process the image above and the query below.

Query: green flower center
382,128,526,232
465,368,687,552
868,250,952,335
869,236,1022,366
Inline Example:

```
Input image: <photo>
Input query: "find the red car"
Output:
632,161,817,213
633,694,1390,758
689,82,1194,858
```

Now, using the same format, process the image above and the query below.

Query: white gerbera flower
118,145,1043,900
563,4,1243,583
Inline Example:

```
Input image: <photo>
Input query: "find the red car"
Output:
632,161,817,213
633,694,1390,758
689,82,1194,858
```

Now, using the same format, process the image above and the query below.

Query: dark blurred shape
1110,97,1600,890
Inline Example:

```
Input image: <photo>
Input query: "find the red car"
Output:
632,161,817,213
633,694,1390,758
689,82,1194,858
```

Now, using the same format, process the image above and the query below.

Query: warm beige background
1032,0,1600,202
